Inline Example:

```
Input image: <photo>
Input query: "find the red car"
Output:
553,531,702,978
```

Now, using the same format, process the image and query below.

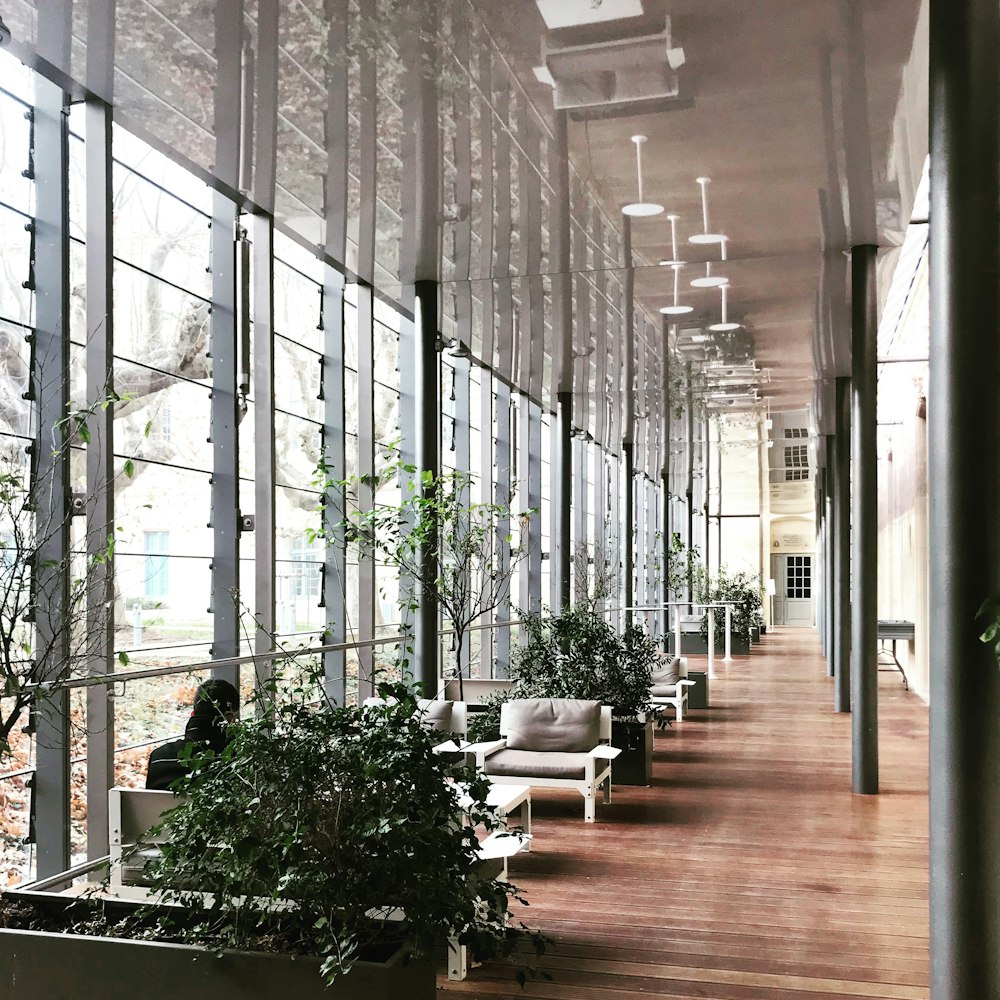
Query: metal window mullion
252,214,276,691
357,285,376,701
493,85,513,381
321,265,347,705
493,381,512,677
477,47,495,363
479,368,494,670
214,0,244,190
609,451,621,628
526,400,542,614
209,189,241,683
323,0,349,264
573,435,586,606
357,13,377,285
253,0,279,213
31,76,72,878
452,0,473,286
84,98,115,865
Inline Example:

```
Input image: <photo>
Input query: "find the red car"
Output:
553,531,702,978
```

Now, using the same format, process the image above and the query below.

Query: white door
771,554,814,626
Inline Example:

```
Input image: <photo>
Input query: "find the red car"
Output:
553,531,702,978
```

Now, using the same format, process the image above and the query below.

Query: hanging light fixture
708,283,742,331
688,177,725,244
622,135,664,217
658,213,685,266
691,234,729,288
659,263,693,315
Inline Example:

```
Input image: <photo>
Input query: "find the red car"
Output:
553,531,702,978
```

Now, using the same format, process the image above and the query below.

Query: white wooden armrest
476,831,531,860
432,739,469,754
463,738,506,757
677,679,696,687
588,744,622,760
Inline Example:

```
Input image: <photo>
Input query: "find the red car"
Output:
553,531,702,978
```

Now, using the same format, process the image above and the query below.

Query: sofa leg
603,776,611,805
584,790,595,823
447,937,468,981
676,699,683,722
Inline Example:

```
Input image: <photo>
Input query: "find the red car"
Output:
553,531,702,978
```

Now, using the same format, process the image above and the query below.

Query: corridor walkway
445,627,930,999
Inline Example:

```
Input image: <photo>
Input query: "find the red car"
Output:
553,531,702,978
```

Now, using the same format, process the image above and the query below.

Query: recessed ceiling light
622,135,664,217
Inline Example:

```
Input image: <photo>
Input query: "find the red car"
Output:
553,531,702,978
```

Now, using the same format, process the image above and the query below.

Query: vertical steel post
834,377,852,714
252,215,276,694
929,0,1000,993
851,244,878,794
526,401,543,615
825,433,836,676
622,217,635,627
31,75,71,878
493,382,512,677
356,285,376,701
685,363,695,604
321,266,347,705
84,98,115,863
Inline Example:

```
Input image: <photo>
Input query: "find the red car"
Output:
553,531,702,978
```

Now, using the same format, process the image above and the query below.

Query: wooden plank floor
443,627,929,999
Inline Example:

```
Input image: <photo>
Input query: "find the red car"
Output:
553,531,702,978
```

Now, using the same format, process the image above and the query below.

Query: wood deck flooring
442,627,930,999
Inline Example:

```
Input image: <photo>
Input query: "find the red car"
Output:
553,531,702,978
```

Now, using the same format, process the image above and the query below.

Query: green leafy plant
977,593,1000,667
695,567,764,645
664,531,702,600
507,607,659,722
317,445,534,697
138,670,544,986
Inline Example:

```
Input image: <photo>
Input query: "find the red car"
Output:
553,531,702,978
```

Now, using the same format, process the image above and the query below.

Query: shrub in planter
0,672,545,991
696,568,765,652
507,608,660,784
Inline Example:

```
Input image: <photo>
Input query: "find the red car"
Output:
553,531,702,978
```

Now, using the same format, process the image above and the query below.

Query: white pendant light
658,213,685,266
660,263,694,315
708,283,742,332
622,135,664,217
691,233,729,288
688,177,725,244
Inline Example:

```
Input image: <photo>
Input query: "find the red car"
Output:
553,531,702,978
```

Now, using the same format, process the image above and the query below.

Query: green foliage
977,594,1000,668
507,607,659,721
695,567,764,644
664,532,702,598
316,444,533,688
140,669,543,986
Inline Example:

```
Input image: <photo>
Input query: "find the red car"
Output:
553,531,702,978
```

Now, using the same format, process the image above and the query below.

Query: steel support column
622,217,635,626
493,382,512,677
413,281,439,694
84,98,115,863
554,391,573,611
685,363,695,602
929,0,1000,993
525,401,543,615
356,285,376,701
825,434,836,676
834,377,852,714
31,75,71,878
850,245,878,794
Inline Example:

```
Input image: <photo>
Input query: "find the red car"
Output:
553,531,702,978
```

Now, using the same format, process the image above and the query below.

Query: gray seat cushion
504,698,601,752
484,748,588,780
650,656,681,686
415,698,453,733
650,683,681,696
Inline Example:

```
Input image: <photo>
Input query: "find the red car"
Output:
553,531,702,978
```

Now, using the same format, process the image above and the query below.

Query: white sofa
469,698,620,823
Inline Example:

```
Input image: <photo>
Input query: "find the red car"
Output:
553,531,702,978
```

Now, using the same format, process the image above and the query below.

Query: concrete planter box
1,890,436,1000
610,717,653,786
673,631,751,656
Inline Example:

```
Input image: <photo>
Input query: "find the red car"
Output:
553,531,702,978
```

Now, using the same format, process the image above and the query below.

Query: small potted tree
0,671,544,997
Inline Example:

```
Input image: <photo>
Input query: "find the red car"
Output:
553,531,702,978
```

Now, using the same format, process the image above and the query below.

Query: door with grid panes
770,554,814,625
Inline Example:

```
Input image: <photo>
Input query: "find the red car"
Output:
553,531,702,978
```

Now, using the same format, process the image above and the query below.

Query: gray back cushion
650,655,681,685
415,698,454,733
504,698,601,752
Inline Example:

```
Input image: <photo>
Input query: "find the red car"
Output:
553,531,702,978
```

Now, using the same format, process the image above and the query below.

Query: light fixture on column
658,213,685,266
708,283,742,331
622,135,664,217
659,263,693,315
688,177,725,244
691,233,729,288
